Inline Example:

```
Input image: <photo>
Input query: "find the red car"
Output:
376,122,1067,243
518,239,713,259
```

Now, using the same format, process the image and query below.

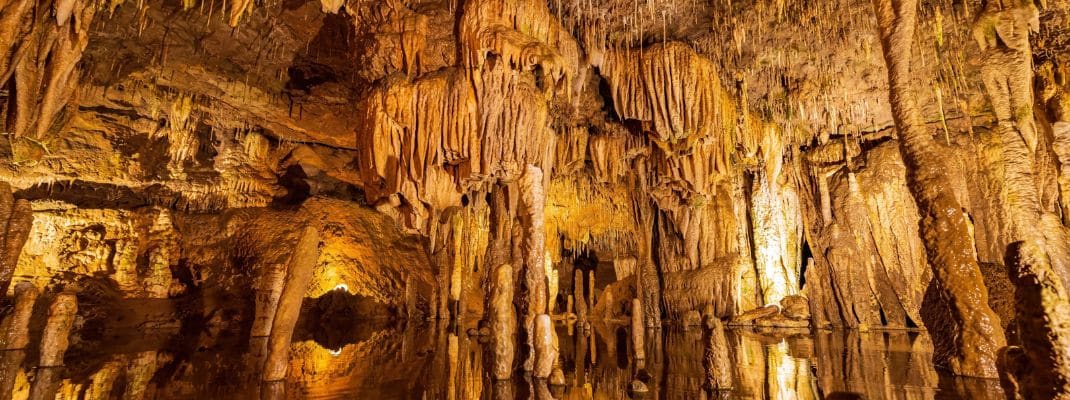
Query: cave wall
0,0,1068,391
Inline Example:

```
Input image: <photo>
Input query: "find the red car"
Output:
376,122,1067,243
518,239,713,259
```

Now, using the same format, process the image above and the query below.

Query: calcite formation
38,292,77,367
489,263,516,380
262,226,320,382
0,0,1068,398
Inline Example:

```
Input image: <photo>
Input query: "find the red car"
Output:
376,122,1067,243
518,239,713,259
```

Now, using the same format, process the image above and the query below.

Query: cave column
262,226,320,382
870,0,1006,377
975,0,1070,290
482,186,518,379
519,165,548,317
972,2,1070,396
519,165,551,375
633,158,662,327
490,263,516,380
731,171,759,315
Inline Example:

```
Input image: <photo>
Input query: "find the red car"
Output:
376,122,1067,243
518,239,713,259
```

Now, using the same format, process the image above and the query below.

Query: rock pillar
262,226,320,382
490,263,516,380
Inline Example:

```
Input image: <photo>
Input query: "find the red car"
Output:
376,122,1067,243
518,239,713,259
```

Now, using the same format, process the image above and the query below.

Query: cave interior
0,0,1069,398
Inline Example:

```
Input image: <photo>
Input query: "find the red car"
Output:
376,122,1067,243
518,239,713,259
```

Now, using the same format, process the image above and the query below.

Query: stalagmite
631,298,646,361
38,292,77,367
870,0,1006,378
545,255,558,314
262,227,321,382
533,314,556,379
588,270,595,320
574,269,587,323
0,282,35,350
490,263,516,380
0,184,33,297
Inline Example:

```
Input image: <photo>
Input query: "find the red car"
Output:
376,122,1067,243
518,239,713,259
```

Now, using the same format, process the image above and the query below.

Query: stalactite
0,183,32,297
0,0,97,142
870,0,1006,378
977,1,1070,288
0,350,24,400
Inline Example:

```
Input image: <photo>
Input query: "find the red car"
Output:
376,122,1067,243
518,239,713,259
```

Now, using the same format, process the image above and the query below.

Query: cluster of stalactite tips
0,0,1069,398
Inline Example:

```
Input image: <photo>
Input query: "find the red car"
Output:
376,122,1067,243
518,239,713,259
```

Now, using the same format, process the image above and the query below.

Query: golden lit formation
0,0,1068,398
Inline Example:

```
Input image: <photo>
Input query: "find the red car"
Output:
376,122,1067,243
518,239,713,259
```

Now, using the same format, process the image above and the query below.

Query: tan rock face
2,0,1070,397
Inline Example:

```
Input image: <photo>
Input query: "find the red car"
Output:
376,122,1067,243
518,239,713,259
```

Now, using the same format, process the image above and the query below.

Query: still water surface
2,321,1006,399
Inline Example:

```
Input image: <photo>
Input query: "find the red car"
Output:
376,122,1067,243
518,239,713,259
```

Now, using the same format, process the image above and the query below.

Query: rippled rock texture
0,0,1069,398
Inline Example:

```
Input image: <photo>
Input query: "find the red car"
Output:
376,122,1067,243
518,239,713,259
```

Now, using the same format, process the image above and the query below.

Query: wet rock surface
0,0,1069,398
0,319,1015,399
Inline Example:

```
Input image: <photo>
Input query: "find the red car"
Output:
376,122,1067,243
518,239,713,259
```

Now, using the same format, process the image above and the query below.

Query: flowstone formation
0,0,1068,398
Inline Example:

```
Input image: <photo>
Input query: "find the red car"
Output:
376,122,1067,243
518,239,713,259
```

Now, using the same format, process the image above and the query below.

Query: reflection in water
0,322,1010,399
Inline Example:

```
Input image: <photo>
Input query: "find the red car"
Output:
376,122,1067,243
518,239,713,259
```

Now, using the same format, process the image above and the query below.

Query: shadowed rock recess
0,0,1069,398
